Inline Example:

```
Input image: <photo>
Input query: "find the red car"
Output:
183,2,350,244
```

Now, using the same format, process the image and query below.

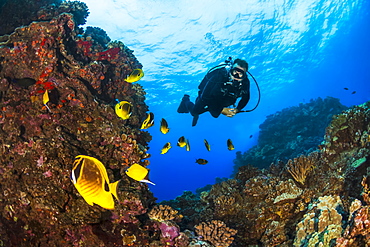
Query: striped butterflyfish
71,155,120,210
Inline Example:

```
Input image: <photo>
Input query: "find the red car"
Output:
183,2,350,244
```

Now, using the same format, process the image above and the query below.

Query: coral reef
163,101,370,246
0,2,160,246
0,0,88,36
1,1,370,246
233,96,348,171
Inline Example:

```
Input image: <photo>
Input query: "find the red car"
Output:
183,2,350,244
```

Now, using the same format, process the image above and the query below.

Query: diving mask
230,67,246,79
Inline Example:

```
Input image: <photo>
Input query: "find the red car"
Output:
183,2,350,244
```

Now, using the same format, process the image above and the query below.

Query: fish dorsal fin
71,156,85,183
140,179,155,186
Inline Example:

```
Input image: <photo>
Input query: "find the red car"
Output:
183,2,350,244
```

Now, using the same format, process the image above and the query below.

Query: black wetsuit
191,67,250,118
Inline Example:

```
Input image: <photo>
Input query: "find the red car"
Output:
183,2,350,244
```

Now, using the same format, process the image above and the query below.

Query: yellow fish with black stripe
70,155,120,210
204,139,211,151
227,139,235,151
161,142,171,154
115,100,132,120
140,112,154,129
177,136,187,148
124,68,144,83
160,118,170,134
185,138,190,151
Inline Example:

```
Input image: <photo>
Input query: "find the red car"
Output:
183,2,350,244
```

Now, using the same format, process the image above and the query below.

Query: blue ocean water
80,0,370,201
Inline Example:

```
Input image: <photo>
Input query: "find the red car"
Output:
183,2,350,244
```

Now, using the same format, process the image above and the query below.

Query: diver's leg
208,105,223,118
191,97,208,116
191,97,208,126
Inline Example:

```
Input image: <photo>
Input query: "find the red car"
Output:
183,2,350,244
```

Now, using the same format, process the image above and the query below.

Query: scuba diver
177,58,251,126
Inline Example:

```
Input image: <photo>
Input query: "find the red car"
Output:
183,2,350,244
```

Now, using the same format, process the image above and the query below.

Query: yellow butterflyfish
124,68,144,83
227,139,235,151
185,138,190,152
115,100,132,120
204,139,211,151
125,163,155,185
140,112,154,129
43,90,51,112
70,155,120,210
161,142,171,154
160,118,169,134
177,136,187,148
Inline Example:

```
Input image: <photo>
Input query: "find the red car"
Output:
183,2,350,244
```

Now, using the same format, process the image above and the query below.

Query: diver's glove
221,108,239,117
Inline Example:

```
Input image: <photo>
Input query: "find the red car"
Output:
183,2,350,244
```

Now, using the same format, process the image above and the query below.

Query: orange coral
148,205,183,222
195,220,237,247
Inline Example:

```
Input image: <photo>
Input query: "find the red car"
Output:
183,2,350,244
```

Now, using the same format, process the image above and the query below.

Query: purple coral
159,221,180,245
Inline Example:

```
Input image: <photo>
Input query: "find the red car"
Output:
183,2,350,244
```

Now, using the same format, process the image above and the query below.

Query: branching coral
148,205,183,222
286,152,319,185
195,220,237,247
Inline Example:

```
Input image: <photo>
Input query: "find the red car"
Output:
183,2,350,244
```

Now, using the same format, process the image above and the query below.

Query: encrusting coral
294,195,344,246
195,220,237,247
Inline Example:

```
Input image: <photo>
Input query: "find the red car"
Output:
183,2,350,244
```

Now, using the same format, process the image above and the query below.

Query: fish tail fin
110,180,120,201
140,179,156,186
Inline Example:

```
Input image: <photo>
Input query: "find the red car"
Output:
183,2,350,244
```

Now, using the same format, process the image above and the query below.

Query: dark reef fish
195,158,208,165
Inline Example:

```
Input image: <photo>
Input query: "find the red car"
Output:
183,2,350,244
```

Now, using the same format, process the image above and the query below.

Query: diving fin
177,94,190,113
192,114,199,126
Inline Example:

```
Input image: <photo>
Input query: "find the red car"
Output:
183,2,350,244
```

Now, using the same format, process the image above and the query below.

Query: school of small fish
49,65,242,209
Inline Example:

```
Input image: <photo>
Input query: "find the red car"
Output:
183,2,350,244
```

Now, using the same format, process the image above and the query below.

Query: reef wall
233,97,348,172
0,1,159,246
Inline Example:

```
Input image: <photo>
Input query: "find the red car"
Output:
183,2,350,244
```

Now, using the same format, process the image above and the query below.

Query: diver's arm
236,79,251,111
236,94,250,112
